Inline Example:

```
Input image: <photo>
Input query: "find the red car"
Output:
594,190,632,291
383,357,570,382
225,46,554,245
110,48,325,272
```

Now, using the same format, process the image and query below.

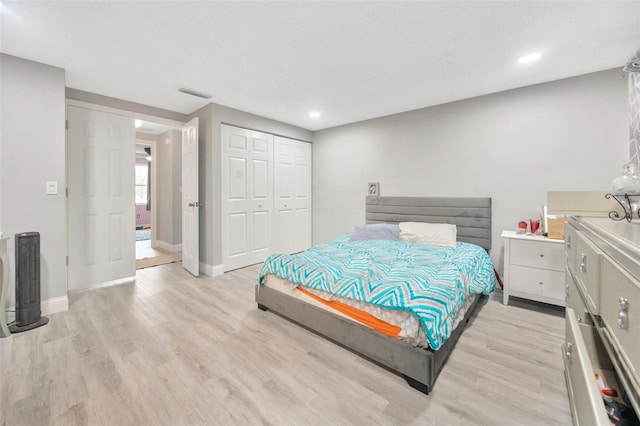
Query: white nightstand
501,230,566,307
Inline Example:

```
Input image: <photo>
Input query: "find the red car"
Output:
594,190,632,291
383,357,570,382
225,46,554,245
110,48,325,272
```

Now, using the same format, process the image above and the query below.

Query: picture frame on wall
368,182,379,196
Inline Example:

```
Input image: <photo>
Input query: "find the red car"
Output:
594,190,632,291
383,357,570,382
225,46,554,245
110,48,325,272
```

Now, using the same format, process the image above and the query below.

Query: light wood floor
0,263,572,425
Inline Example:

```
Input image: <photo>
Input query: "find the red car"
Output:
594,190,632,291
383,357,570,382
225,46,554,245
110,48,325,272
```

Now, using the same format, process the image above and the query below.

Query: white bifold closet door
274,136,312,254
221,125,274,271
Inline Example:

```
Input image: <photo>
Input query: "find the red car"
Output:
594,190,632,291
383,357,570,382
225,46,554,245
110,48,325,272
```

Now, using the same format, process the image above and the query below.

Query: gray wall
312,68,629,271
189,103,313,271
1,54,67,307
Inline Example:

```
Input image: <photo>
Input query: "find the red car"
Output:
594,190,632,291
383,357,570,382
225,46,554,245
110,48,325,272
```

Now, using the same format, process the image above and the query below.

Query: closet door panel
228,213,248,257
228,157,247,199
252,159,269,199
274,136,312,255
222,125,273,271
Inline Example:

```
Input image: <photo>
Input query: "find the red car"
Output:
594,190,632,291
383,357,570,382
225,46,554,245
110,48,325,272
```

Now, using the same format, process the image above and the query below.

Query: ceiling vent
178,87,212,99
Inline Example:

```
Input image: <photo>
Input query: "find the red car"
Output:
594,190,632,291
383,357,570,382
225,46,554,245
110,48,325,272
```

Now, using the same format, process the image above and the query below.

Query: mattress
263,273,479,349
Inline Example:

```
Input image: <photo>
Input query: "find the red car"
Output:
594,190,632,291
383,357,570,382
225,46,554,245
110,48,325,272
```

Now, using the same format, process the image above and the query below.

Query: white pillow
399,222,457,247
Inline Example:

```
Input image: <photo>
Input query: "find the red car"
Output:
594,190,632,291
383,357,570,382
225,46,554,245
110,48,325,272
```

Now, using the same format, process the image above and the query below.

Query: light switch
46,181,58,195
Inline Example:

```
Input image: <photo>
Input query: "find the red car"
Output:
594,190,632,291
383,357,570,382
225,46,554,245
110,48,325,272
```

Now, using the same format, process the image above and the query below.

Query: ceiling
1,1,639,131
135,120,176,136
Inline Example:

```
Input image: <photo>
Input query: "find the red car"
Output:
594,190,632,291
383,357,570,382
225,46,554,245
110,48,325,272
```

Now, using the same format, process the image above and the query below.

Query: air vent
178,87,212,99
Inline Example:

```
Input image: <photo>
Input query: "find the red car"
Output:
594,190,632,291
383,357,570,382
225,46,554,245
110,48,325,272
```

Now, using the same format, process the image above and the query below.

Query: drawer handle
580,253,587,273
618,297,629,330
564,342,573,362
539,253,544,258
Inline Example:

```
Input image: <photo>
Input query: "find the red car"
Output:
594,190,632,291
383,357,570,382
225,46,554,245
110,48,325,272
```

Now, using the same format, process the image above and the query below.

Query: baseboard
199,262,223,277
41,296,69,316
69,276,136,292
6,295,69,322
156,240,182,253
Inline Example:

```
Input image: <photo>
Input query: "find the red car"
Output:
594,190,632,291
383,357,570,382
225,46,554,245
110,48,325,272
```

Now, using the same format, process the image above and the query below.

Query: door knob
188,202,195,207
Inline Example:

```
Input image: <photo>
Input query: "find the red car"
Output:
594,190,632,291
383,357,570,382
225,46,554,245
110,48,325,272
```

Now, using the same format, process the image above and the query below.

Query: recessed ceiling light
518,53,542,64
135,119,142,128
309,111,321,118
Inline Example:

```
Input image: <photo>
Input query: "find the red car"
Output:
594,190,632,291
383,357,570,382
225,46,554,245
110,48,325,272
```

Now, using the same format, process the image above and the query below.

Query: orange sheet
296,286,401,338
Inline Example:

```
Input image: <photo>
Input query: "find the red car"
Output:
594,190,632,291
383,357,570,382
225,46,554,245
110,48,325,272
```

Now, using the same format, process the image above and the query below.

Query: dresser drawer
564,308,612,426
575,231,604,313
566,267,589,324
510,239,565,272
600,257,640,378
565,224,579,274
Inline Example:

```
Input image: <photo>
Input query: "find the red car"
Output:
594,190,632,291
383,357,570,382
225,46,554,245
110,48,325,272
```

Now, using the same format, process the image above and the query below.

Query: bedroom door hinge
65,188,69,197
66,256,69,265
65,120,68,130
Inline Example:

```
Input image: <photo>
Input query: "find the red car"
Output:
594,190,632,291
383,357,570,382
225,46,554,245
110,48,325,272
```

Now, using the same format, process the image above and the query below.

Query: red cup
530,220,540,234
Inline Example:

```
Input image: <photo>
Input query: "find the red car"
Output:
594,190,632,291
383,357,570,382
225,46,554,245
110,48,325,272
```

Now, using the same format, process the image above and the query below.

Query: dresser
501,230,566,306
563,217,640,425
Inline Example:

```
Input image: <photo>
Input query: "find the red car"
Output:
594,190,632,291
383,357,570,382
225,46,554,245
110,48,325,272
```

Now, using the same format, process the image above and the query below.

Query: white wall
312,69,628,271
189,103,313,272
0,54,66,309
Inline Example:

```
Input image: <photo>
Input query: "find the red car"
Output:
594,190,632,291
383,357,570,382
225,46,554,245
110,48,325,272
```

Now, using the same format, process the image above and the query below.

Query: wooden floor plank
1,262,571,425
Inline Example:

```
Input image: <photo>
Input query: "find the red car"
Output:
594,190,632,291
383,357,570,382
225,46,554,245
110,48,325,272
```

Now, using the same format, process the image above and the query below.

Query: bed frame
255,196,492,394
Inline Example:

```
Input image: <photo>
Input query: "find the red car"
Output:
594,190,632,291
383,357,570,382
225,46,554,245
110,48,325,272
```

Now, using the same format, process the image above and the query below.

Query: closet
221,125,311,271
274,136,311,254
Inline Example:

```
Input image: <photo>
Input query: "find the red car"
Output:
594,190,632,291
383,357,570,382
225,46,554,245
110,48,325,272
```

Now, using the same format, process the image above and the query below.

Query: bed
255,196,495,394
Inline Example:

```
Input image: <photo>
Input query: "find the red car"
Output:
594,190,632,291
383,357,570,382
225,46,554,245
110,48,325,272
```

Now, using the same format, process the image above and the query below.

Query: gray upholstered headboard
366,196,492,249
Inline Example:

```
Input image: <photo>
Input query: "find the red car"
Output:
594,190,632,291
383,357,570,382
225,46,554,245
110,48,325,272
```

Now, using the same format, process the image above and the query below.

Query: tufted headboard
365,196,492,250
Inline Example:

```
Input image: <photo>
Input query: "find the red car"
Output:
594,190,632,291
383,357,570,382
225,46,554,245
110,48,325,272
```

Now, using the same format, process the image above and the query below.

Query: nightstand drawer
510,265,566,303
600,257,640,378
510,239,565,272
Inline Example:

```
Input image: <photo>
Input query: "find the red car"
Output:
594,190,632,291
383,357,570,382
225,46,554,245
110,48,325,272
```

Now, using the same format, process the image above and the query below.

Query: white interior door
274,136,311,254
67,106,135,290
182,118,199,276
221,125,273,271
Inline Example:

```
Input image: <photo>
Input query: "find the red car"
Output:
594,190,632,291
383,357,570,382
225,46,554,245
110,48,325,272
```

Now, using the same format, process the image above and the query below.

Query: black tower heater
9,232,48,333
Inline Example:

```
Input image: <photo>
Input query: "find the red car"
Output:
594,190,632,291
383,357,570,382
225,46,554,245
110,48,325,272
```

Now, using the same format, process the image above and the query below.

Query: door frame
65,99,185,289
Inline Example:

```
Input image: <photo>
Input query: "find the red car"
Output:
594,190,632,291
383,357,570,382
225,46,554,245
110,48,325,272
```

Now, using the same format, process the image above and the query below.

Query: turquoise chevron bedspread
259,234,496,350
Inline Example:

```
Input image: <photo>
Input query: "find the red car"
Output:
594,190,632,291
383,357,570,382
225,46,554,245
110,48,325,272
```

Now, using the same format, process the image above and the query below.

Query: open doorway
135,142,153,258
134,119,183,269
